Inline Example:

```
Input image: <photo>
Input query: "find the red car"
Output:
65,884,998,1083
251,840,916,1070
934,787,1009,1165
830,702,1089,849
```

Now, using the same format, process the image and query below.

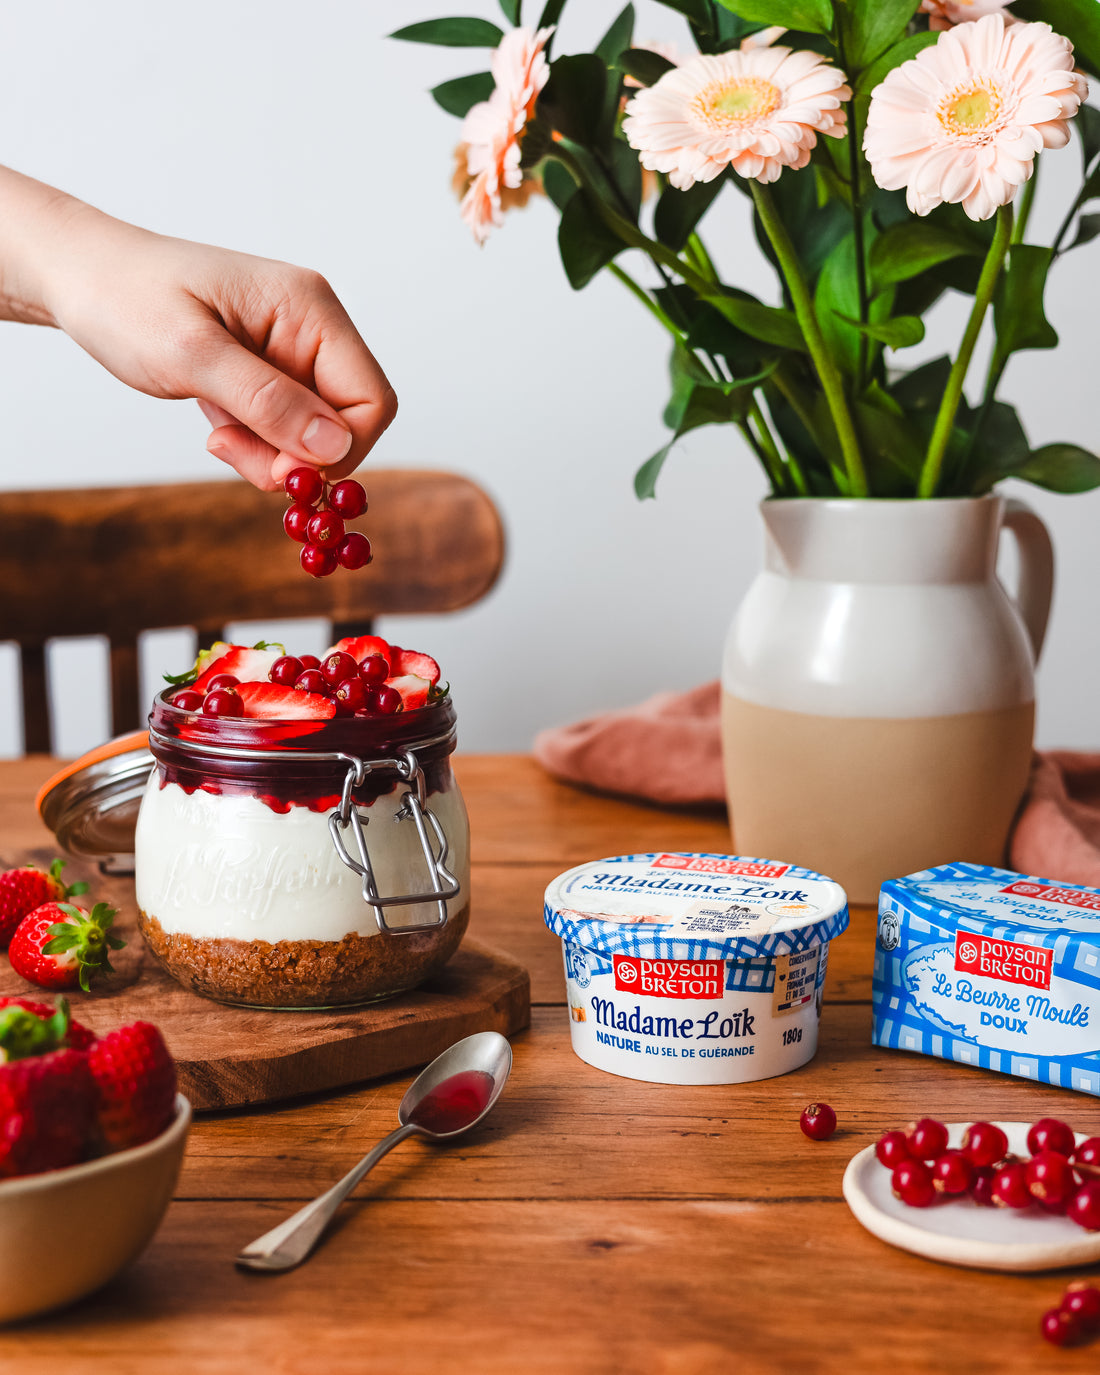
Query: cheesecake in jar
135,682,469,1009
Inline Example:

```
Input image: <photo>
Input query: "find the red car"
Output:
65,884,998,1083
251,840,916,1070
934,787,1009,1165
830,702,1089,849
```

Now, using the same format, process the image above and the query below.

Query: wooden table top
1,753,1098,1374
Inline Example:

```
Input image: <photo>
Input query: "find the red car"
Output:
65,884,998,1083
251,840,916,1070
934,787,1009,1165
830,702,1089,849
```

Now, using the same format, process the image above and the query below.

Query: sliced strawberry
328,635,393,671
384,674,432,711
193,645,283,692
236,683,336,720
391,649,441,685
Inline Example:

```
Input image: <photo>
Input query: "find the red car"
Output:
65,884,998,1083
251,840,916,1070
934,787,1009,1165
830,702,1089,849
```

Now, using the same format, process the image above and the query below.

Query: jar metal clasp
328,749,460,933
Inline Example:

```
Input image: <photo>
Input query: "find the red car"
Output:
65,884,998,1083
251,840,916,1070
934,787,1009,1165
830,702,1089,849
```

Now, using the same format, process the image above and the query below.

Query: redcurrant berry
172,688,204,712
906,1118,949,1161
283,503,313,543
202,687,243,718
892,1159,935,1208
370,685,402,715
1027,1150,1076,1207
328,479,367,518
300,543,337,578
294,669,327,696
321,651,358,688
1062,1283,1100,1332
1027,1118,1076,1159
269,656,303,687
961,1121,1008,1169
298,655,321,672
931,1149,973,1195
799,1103,836,1141
1068,1181,1100,1231
306,510,345,550
359,654,389,685
284,466,324,505
1072,1137,1100,1180
1040,1308,1082,1347
991,1160,1032,1210
969,1168,995,1206
336,532,372,570
205,673,239,691
334,678,369,714
875,1131,912,1170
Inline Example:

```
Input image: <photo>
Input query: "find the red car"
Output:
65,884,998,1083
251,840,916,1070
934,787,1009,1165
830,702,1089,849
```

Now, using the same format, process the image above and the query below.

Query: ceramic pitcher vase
720,496,1054,905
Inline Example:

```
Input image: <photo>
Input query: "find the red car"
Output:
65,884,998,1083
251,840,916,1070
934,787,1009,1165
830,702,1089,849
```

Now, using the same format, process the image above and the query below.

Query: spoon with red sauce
236,1031,512,1272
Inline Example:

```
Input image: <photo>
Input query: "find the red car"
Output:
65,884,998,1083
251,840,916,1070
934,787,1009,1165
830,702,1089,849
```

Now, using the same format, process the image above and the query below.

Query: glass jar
134,691,469,1009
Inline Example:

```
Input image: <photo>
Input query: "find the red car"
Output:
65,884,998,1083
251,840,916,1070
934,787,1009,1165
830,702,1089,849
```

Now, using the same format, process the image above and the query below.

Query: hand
0,172,396,490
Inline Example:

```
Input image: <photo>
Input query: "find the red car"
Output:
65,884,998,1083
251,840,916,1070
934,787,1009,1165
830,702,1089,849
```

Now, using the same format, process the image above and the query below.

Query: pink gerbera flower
459,26,552,243
920,0,1015,32
865,15,1087,221
622,45,850,188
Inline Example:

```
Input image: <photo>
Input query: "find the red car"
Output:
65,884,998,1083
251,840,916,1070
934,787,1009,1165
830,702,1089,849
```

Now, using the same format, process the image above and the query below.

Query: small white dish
0,1094,191,1322
843,1121,1100,1273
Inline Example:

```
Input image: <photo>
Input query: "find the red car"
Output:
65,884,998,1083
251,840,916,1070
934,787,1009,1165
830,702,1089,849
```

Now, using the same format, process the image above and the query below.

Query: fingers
308,300,399,464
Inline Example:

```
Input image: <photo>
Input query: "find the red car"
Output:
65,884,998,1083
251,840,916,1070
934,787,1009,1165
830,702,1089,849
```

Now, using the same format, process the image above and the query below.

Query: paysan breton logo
953,932,1052,990
1000,881,1100,914
652,855,790,879
613,956,724,999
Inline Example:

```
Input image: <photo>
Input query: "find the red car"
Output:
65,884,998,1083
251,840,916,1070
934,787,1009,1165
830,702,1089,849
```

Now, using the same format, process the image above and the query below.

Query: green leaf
1076,101,1100,170
538,0,568,30
1070,211,1100,249
654,177,726,251
557,191,623,288
834,313,925,348
1012,443,1100,493
842,0,922,69
703,293,806,352
431,72,495,118
716,0,833,35
618,47,676,87
853,385,925,488
855,30,938,94
499,0,522,22
869,221,983,290
635,441,676,500
814,229,894,375
993,244,1059,359
964,400,1031,492
596,4,635,65
608,139,642,218
1012,0,1100,78
542,158,577,211
654,0,712,26
540,54,607,145
890,355,951,414
390,18,505,47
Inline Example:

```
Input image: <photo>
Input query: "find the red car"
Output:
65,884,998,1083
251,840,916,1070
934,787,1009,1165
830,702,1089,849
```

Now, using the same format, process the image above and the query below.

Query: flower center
939,81,1004,137
695,76,781,129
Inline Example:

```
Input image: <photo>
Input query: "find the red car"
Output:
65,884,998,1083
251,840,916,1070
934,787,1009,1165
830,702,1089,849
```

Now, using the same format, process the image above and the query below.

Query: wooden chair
0,472,505,752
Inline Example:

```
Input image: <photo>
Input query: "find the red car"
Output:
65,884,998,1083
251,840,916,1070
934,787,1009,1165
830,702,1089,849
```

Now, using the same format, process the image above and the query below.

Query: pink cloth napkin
534,683,1100,883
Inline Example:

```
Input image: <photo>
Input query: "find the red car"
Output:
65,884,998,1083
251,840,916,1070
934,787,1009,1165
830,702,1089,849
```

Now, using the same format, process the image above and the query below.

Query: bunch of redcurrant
283,466,372,578
1041,1281,1100,1347
874,1115,1100,1228
270,650,401,716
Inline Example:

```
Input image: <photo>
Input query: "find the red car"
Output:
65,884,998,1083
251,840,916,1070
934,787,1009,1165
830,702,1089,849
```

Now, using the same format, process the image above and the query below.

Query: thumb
192,332,353,466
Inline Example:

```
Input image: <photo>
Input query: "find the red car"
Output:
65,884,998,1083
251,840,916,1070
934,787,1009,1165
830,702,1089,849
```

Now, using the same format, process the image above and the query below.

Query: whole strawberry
0,995,97,1050
0,1000,96,1177
88,1022,177,1150
8,901,125,993
0,859,88,947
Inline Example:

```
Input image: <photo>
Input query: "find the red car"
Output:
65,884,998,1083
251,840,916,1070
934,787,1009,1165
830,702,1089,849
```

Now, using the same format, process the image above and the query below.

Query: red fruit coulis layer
149,692,456,814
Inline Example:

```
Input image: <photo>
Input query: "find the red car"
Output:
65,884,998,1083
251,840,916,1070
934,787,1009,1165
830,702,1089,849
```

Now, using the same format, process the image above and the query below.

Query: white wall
0,0,1097,758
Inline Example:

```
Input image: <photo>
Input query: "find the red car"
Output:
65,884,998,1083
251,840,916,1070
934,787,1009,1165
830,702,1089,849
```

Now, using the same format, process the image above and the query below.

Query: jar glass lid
35,732,153,873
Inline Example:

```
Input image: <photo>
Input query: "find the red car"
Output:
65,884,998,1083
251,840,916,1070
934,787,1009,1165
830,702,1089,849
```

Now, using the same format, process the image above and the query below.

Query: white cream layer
134,777,469,943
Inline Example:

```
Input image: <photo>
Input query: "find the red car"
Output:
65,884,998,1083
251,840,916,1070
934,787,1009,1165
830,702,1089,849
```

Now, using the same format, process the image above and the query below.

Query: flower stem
835,26,869,389
918,203,1013,499
748,396,790,493
749,181,867,497
609,263,685,340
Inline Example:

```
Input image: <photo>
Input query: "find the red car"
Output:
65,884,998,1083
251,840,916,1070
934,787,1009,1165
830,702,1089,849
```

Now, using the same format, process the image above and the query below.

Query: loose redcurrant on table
906,1117,949,1161
1041,1308,1082,1347
799,1102,836,1141
1027,1118,1076,1158
1062,1284,1100,1332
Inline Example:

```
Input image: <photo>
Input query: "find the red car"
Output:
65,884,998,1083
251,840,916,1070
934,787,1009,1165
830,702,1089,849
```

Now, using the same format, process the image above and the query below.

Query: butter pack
872,862,1100,1097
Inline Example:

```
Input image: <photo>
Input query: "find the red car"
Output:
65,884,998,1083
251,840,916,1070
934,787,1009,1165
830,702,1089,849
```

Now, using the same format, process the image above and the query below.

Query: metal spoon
235,1031,512,1273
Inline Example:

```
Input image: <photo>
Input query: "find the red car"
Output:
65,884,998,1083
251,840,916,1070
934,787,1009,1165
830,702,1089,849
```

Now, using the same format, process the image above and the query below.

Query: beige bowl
0,1094,191,1323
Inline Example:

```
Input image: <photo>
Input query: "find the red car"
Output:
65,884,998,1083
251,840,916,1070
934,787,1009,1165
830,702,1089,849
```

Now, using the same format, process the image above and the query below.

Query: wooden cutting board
0,856,530,1111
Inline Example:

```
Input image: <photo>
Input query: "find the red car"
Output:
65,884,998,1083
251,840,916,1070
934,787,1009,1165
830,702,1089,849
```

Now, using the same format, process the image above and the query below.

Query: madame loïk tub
544,852,849,1085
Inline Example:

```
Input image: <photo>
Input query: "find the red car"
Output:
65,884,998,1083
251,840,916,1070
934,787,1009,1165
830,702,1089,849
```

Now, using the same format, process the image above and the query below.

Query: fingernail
302,416,353,462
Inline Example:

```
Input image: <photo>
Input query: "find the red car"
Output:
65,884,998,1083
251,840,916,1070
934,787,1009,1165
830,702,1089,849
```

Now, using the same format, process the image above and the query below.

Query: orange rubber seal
34,731,150,817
